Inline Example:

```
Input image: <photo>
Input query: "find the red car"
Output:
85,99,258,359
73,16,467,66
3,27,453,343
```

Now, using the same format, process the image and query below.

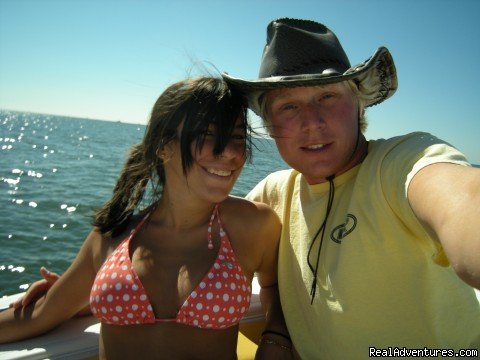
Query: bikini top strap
207,204,222,249
129,208,153,238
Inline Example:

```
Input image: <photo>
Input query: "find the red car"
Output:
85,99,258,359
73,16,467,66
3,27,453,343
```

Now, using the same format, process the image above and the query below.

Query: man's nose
300,103,325,131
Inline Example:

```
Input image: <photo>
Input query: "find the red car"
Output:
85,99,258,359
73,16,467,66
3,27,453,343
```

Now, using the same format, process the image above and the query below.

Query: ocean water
0,110,288,297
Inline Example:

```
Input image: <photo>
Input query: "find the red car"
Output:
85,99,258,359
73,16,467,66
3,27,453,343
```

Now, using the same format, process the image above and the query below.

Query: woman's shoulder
220,197,281,275
222,195,277,216
221,196,281,236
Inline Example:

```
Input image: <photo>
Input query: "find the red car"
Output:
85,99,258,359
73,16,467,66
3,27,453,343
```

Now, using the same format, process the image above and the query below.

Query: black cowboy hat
222,18,398,116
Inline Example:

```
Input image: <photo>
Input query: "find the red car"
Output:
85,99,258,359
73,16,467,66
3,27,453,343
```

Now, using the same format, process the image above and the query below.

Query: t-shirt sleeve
246,176,269,203
379,132,470,265
245,170,294,223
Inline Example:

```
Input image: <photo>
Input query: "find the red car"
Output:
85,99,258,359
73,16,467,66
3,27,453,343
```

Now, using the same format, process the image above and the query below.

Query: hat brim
222,47,397,116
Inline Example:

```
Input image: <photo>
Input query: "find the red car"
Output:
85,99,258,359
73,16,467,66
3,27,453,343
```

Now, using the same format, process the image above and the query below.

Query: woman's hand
0,229,99,343
9,267,92,316
9,267,60,309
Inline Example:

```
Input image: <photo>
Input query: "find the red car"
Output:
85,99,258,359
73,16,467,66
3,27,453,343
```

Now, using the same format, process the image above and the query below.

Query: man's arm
408,163,480,289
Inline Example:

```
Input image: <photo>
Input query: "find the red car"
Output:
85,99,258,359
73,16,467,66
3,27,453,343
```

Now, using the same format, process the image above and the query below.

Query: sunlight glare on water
0,110,287,297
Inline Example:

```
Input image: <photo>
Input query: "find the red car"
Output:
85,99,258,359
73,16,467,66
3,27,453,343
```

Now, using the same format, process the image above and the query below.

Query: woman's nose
219,140,245,160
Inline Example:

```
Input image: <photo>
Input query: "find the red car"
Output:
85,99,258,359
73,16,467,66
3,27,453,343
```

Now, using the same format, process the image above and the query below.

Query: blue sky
1,0,479,163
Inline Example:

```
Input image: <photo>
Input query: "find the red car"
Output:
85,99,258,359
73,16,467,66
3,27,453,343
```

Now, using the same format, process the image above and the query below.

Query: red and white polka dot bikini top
90,204,252,329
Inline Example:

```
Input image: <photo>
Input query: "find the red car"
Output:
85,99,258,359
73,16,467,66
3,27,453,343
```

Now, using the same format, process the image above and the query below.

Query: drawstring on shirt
307,175,335,304
306,117,364,304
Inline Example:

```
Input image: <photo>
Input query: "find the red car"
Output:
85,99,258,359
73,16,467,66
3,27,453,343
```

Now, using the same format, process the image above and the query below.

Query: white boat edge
1,282,479,359
0,278,264,360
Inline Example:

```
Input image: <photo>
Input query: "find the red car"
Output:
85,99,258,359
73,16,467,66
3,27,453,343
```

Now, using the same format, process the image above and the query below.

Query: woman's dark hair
93,77,250,238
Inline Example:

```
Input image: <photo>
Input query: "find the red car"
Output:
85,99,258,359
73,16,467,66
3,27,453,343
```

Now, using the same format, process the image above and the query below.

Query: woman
0,77,281,359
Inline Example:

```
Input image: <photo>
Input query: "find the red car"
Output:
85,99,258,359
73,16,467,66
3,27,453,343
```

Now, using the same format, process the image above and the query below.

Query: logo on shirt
330,214,357,243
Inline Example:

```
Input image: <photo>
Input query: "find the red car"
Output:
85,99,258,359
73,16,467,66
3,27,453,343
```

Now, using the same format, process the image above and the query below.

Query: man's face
265,83,361,184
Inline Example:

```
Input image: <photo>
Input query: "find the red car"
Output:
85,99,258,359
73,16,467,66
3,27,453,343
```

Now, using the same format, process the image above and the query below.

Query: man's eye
282,104,297,111
321,93,335,100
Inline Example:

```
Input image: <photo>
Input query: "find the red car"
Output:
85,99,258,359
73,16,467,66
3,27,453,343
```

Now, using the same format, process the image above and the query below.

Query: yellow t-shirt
247,132,480,359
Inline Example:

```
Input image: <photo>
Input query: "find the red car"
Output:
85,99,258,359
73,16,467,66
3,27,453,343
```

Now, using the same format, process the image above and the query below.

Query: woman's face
162,118,247,204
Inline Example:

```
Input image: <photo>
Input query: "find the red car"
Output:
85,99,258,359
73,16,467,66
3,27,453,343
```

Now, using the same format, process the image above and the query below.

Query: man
223,18,480,358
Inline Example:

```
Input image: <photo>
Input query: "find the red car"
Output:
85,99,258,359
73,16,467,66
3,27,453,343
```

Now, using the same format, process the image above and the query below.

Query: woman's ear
156,144,174,163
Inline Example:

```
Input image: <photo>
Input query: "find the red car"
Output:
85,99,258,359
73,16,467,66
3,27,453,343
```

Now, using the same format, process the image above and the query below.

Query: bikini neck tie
207,204,220,250
307,175,335,304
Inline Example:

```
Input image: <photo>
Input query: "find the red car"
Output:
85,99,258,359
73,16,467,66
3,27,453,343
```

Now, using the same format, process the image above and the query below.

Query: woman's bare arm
0,229,101,343
245,202,293,359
